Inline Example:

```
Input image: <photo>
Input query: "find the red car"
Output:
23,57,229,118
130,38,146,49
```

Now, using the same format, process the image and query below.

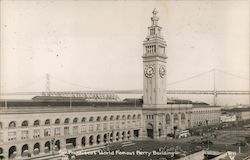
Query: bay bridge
1,68,249,106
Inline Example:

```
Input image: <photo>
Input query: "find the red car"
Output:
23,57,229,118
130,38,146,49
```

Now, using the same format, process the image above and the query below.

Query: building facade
0,108,143,159
0,9,221,159
222,108,250,121
191,106,221,127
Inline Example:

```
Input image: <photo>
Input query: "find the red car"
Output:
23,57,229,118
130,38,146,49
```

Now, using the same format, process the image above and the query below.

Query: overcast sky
0,0,249,105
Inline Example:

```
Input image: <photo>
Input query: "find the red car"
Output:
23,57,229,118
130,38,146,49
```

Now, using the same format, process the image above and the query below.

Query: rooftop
0,106,142,115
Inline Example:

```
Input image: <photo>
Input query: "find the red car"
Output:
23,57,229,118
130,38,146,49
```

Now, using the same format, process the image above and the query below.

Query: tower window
159,46,165,54
150,29,155,35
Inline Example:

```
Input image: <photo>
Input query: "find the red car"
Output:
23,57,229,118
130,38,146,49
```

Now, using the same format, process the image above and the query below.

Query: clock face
144,66,154,78
159,66,166,78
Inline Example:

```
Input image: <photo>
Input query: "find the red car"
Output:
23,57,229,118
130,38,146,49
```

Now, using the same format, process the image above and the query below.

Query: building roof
222,107,250,112
0,106,142,115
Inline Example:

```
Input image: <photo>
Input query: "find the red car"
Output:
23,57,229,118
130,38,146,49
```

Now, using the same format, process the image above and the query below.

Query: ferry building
0,9,221,159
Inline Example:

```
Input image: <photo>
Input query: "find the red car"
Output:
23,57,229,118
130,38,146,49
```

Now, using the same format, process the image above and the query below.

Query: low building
0,106,143,159
191,105,221,127
220,115,236,123
222,108,250,121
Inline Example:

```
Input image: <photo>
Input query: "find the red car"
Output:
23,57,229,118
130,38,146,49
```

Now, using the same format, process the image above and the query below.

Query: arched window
9,146,16,158
110,115,114,121
34,120,40,126
165,114,171,125
116,115,120,120
173,113,179,124
96,135,101,144
89,135,94,145
181,113,185,124
55,119,60,125
9,121,16,128
45,119,50,125
33,143,40,154
89,117,94,122
127,115,131,120
137,114,141,119
96,116,101,121
122,115,126,120
81,137,86,146
81,117,86,123
21,121,28,127
133,114,136,119
73,118,78,123
64,118,70,124
21,144,29,156
44,141,50,153
127,131,131,139
181,113,185,120
103,116,108,121
55,140,60,150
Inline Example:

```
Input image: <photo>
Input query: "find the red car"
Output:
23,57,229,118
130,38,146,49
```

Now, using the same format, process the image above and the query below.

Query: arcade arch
21,120,28,127
165,114,171,125
181,113,186,125
33,143,40,155
9,121,16,128
89,135,94,145
21,144,29,157
96,135,101,144
45,141,50,153
146,123,154,138
81,137,86,146
55,140,60,151
9,146,16,158
173,113,179,125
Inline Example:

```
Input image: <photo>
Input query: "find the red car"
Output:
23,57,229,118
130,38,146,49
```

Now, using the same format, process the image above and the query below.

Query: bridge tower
142,9,167,108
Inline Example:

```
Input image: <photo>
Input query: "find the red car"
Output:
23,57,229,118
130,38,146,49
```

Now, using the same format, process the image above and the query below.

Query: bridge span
2,90,250,95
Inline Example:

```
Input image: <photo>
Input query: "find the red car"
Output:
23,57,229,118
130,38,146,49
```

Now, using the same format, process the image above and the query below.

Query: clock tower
143,9,167,108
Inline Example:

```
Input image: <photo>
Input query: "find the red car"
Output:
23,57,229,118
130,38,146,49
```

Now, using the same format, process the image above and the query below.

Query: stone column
15,144,21,159
99,134,104,145
76,137,81,149
117,131,121,142
138,128,142,138
39,141,44,155
3,144,8,160
85,136,89,147
170,113,174,134
131,130,134,139
178,113,182,130
92,135,96,146
161,113,166,137
60,138,66,151
141,114,147,138
153,113,159,139
189,113,192,128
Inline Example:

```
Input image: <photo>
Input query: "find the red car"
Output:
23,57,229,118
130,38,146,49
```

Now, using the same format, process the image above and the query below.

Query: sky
0,0,249,105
